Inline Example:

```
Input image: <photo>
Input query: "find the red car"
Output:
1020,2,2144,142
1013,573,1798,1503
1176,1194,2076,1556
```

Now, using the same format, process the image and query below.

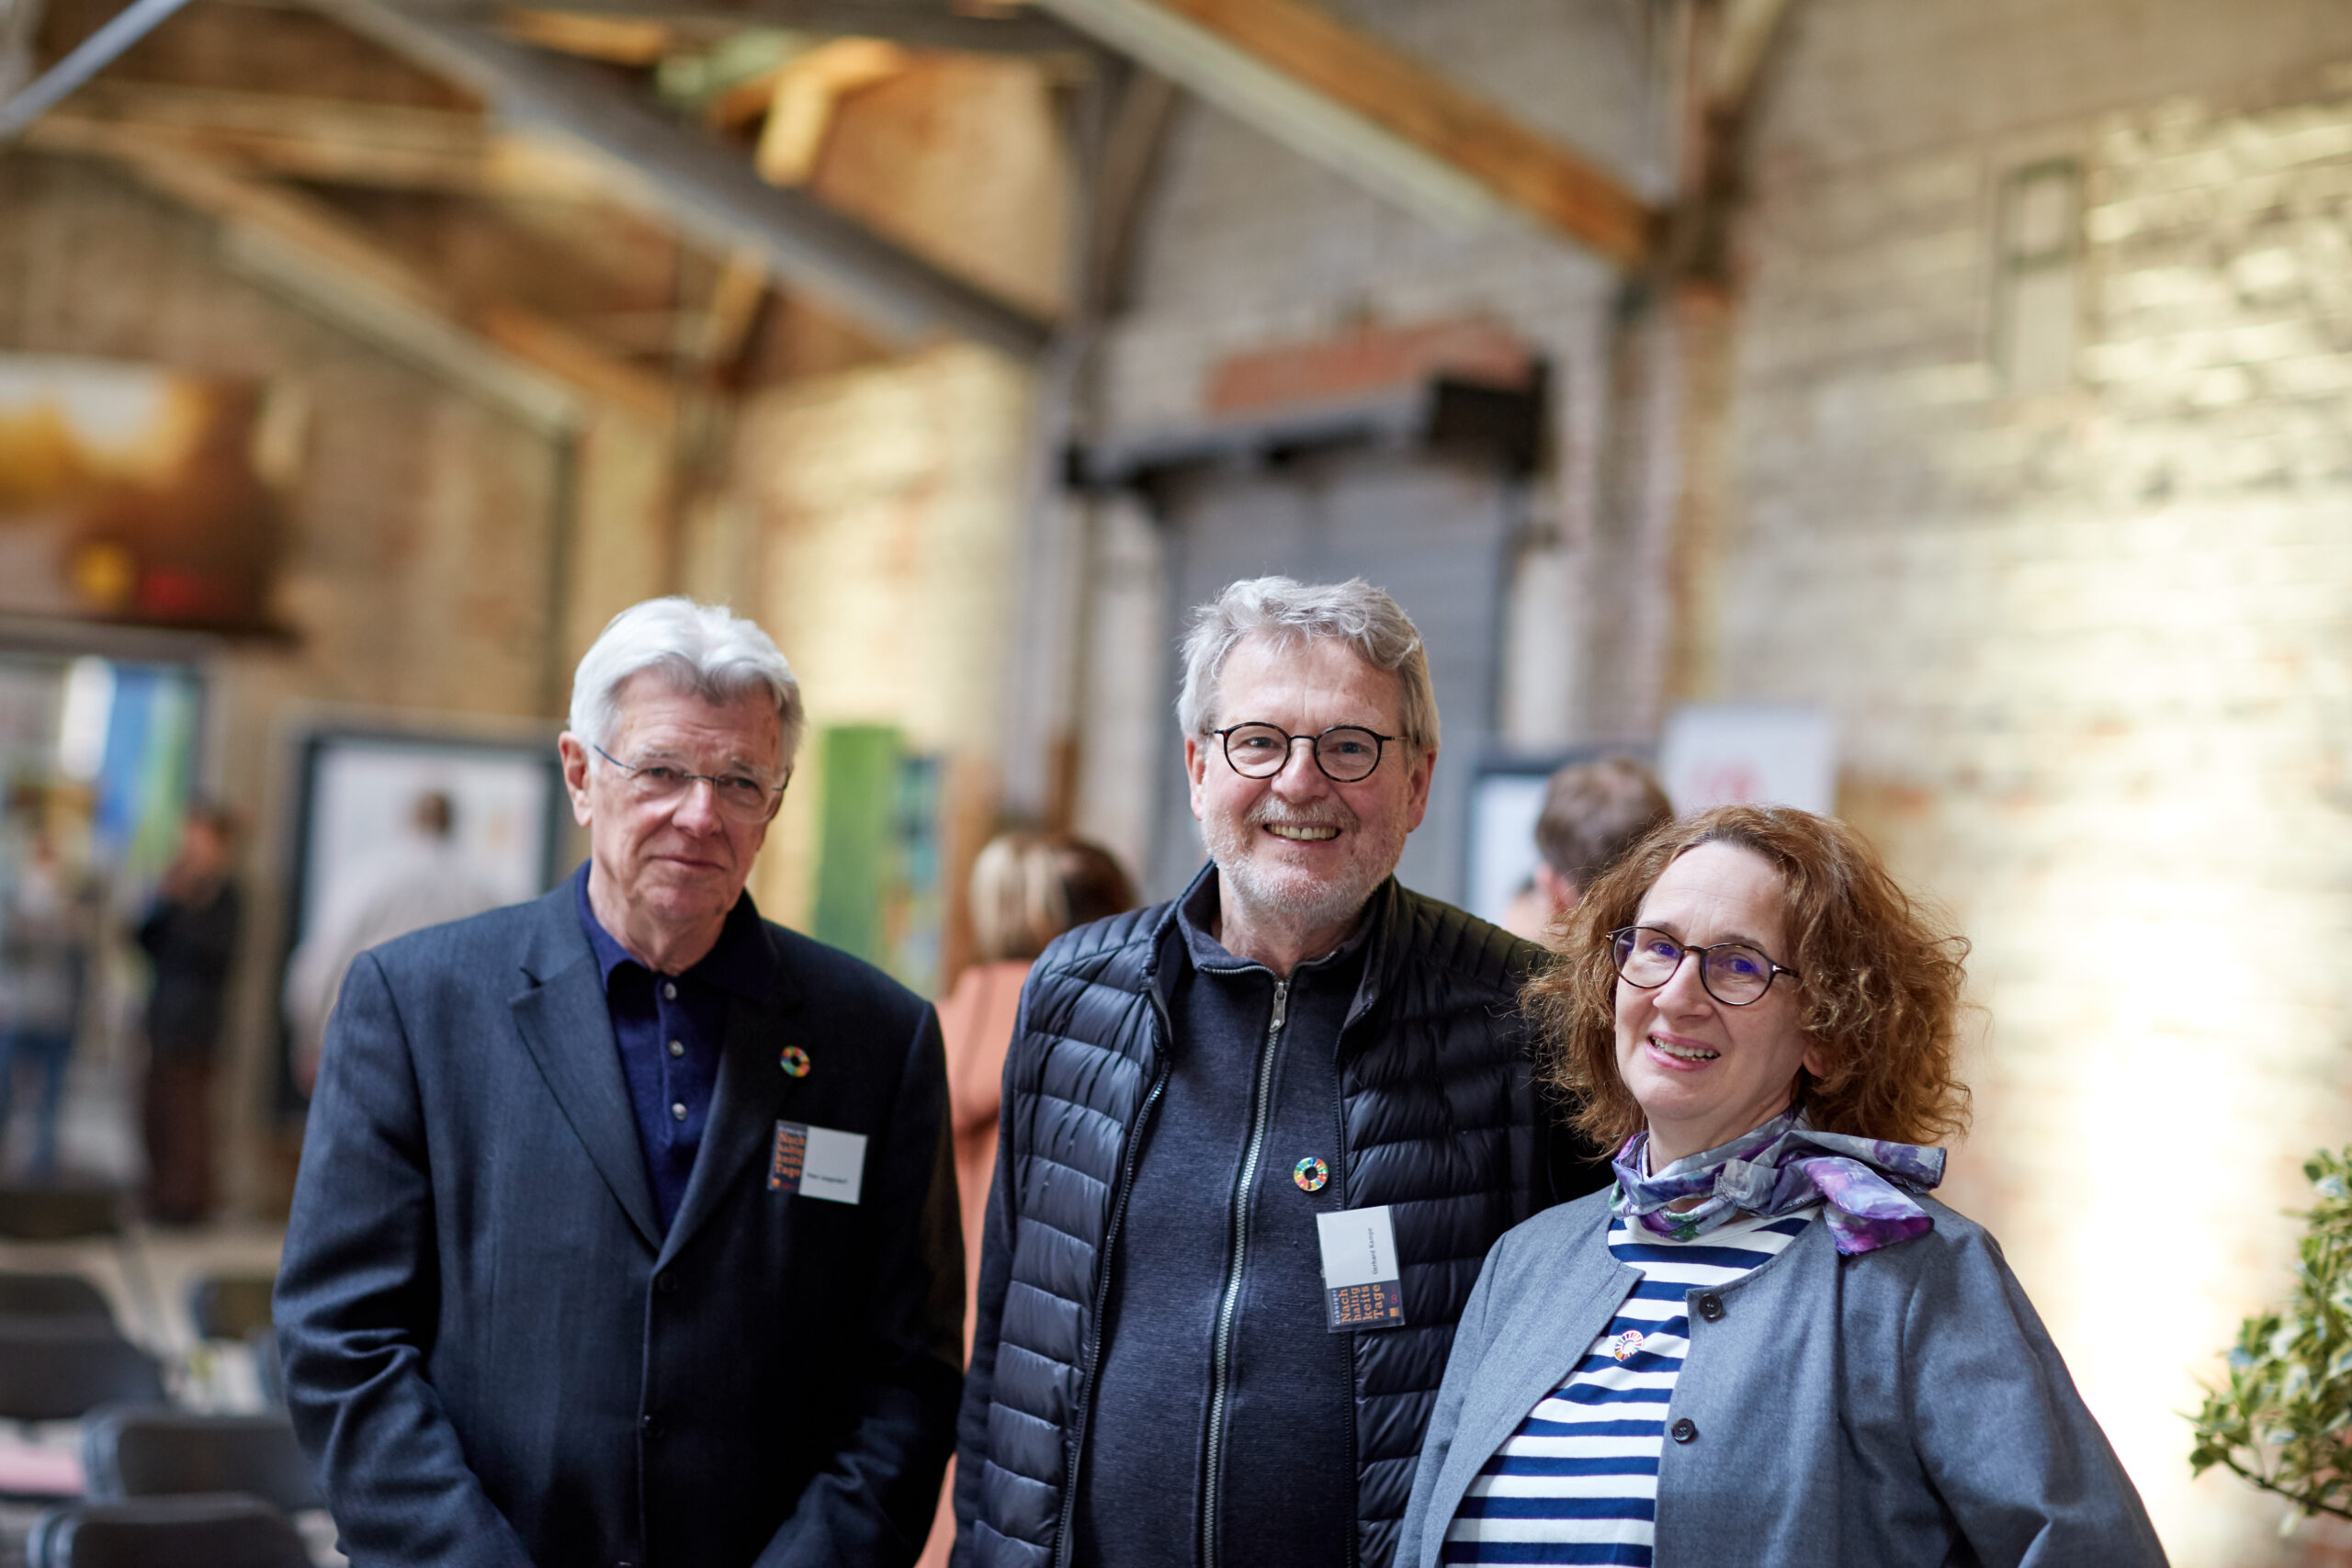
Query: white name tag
1315,1205,1406,1331
768,1122,868,1205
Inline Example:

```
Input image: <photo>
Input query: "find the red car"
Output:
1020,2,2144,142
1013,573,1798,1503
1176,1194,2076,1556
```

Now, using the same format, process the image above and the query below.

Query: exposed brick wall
1721,6,2352,1560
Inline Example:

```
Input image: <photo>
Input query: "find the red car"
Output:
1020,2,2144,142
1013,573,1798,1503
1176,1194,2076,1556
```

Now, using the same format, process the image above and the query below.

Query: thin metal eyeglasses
592,743,789,824
1608,925,1802,1008
1209,723,1398,784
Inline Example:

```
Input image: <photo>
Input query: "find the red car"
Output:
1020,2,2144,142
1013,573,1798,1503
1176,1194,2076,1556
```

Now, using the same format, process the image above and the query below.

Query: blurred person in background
283,787,501,1092
919,829,1136,1568
1400,806,2163,1568
1502,757,1674,946
134,802,241,1224
276,596,961,1568
0,824,99,1179
956,576,1611,1568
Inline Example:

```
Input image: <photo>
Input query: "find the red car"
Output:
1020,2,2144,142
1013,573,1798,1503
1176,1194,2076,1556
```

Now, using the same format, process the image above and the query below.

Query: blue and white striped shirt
1441,1206,1813,1566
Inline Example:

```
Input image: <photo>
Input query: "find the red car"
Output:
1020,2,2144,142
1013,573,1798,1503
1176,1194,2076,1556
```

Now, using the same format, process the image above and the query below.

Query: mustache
1247,799,1357,832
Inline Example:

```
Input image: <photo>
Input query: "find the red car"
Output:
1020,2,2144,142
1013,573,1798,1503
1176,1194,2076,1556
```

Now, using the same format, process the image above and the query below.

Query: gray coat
1398,1187,2167,1568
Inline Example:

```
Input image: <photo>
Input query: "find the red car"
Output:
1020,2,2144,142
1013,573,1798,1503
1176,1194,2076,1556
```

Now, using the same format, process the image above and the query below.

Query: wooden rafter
317,0,1057,355
752,35,906,185
20,80,616,197
87,142,678,423
1035,0,1655,267
481,0,1087,57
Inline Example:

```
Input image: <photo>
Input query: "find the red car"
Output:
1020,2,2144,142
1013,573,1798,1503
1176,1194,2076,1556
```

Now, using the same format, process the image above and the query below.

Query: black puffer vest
955,874,1596,1568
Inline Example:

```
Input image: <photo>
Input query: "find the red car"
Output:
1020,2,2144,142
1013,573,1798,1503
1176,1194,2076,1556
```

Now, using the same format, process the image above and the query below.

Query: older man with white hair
954,577,1609,1568
277,597,963,1568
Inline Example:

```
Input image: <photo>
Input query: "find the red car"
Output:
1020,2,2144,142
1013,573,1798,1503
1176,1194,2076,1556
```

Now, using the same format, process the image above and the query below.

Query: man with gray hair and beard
955,577,1609,1568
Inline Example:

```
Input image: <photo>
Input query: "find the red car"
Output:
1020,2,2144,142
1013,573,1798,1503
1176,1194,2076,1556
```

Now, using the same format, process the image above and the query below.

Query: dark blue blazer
276,880,964,1568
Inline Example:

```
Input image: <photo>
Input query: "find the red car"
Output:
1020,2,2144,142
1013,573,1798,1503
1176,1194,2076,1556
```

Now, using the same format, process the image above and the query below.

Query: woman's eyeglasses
1607,925,1800,1007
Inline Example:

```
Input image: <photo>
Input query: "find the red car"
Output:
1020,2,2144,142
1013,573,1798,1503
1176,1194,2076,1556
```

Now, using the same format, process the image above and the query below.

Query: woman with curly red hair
1398,805,2165,1568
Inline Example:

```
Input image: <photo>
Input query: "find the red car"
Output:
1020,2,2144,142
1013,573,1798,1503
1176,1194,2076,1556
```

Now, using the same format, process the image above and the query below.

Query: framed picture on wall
277,728,570,1110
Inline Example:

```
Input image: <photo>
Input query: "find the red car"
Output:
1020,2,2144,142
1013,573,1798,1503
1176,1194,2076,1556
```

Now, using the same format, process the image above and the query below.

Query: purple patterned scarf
1611,1105,1945,1257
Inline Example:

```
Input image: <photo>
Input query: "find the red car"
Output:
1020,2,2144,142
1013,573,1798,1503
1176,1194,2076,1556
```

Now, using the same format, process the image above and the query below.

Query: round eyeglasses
593,743,788,825
1608,925,1801,1008
1211,723,1396,784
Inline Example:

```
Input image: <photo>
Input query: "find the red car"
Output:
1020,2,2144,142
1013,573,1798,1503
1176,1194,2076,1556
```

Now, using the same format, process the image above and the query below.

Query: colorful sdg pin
780,1046,812,1078
1293,1156,1329,1193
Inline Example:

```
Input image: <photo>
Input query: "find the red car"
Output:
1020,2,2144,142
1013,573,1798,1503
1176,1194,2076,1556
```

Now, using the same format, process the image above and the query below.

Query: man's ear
558,734,594,828
1184,732,1209,822
1401,743,1437,832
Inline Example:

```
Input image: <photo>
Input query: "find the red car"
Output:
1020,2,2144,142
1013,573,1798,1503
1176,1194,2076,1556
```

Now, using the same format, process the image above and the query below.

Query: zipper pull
1268,977,1290,1040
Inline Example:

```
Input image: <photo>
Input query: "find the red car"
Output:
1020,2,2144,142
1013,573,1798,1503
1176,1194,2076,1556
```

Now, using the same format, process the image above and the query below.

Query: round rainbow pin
1293,1156,1329,1193
780,1046,811,1078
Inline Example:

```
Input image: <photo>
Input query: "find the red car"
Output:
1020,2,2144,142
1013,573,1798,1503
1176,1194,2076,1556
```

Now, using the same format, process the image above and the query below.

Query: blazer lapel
1424,1207,1638,1568
658,928,803,1268
509,892,663,1253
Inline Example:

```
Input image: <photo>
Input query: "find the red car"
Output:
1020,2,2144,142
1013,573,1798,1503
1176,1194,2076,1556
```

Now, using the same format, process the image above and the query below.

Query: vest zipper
1052,987,1175,1568
1202,976,1289,1568
1332,1052,1359,1568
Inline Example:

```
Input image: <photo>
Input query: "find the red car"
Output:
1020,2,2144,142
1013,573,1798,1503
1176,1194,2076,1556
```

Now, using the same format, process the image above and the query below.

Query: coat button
640,1416,660,1438
655,1273,678,1294
1669,1417,1698,1444
1695,1292,1724,1322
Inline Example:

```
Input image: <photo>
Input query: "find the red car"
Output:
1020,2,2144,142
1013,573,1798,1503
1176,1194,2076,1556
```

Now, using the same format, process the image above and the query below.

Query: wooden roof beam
317,0,1056,355
19,80,620,197
1033,0,1655,268
84,143,674,423
485,0,1089,57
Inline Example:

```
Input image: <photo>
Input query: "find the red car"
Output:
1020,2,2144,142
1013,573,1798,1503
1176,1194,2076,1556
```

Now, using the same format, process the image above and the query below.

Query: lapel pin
1611,1329,1646,1362
1293,1156,1329,1193
780,1046,811,1078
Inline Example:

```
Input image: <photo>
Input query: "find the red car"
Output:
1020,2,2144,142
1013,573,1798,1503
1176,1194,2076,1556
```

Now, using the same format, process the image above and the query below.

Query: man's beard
1203,795,1406,937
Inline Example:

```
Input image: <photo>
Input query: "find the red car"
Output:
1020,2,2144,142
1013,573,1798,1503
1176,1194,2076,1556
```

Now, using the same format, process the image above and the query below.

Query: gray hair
1176,576,1439,750
568,597,806,773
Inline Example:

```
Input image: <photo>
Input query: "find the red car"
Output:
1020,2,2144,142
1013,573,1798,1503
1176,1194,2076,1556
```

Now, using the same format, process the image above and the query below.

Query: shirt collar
1176,866,1376,976
571,861,775,1000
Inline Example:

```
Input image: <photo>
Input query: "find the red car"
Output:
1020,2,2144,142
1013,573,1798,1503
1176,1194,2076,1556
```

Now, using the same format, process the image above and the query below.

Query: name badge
1316,1205,1406,1332
768,1122,867,1204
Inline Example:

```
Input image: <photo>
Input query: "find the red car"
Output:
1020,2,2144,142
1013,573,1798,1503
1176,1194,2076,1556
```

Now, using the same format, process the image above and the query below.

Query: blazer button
1695,1292,1724,1322
640,1416,660,1438
1669,1417,1698,1444
655,1273,679,1294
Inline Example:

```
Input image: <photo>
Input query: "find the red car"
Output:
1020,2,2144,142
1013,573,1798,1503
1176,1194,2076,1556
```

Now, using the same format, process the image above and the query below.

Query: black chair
28,1494,311,1568
0,1271,114,1324
0,1321,164,1421
0,1188,123,1243
81,1408,321,1515
187,1274,273,1342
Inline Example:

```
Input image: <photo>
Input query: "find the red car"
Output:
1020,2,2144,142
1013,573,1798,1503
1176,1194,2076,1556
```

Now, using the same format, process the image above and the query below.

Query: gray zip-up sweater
1400,1186,2168,1568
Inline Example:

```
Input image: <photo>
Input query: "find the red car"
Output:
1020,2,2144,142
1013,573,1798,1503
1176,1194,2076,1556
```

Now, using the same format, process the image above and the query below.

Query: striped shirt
1441,1206,1814,1566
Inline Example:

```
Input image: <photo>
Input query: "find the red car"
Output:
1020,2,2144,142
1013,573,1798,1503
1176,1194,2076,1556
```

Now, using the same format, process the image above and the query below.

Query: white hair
568,597,806,773
1176,575,1439,750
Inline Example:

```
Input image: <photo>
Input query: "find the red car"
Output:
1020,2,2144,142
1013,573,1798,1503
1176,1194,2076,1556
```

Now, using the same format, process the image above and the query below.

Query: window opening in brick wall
1994,160,2083,393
